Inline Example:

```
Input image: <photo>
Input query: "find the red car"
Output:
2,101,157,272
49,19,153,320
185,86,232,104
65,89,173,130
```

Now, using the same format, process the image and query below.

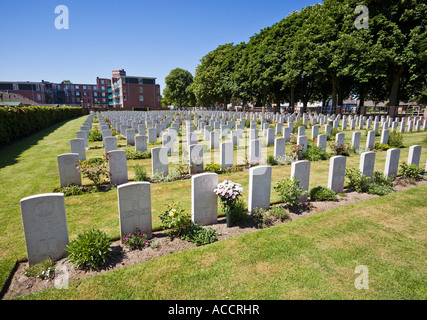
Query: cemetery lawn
0,115,426,298
16,183,427,300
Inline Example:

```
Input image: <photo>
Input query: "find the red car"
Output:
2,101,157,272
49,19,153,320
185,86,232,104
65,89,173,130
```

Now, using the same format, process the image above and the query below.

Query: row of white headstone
23,141,424,266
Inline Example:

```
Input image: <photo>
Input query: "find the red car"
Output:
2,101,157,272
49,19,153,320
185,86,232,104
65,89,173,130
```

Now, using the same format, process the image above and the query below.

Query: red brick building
0,69,162,111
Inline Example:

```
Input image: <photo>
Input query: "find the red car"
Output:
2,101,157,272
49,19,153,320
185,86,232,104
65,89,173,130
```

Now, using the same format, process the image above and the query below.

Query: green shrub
374,143,390,151
66,229,112,270
79,157,110,190
227,198,248,223
205,163,222,174
303,143,329,161
134,164,149,181
399,162,423,181
0,106,82,147
159,202,192,238
269,206,289,221
181,225,219,246
309,186,338,201
267,154,278,165
275,154,294,165
345,167,370,193
88,128,103,142
126,150,151,160
330,142,350,156
53,184,93,196
345,168,394,196
274,177,307,208
251,208,274,228
388,131,404,148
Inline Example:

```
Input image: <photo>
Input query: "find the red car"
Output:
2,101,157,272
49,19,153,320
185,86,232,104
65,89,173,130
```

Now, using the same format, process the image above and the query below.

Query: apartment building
0,69,162,110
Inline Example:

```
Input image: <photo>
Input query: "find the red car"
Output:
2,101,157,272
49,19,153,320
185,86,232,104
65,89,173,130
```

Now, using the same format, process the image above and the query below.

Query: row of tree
163,0,426,113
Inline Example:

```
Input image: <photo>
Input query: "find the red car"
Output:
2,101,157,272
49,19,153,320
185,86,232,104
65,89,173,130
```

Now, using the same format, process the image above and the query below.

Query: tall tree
163,68,194,108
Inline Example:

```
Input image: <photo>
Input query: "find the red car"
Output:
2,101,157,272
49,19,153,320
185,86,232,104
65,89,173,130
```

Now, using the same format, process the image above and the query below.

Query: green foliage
399,162,423,181
134,164,149,182
388,131,404,148
79,157,110,190
66,229,112,270
122,228,148,250
330,142,350,156
275,154,294,165
205,163,222,174
24,258,56,280
274,177,307,208
303,143,329,161
126,150,151,160
0,106,82,147
244,119,251,128
374,143,390,151
222,165,244,174
267,154,278,165
269,206,289,221
227,198,247,223
345,168,394,196
53,184,93,196
163,68,195,108
159,202,192,238
88,128,103,142
309,186,337,201
251,208,274,229
181,225,219,246
292,122,306,134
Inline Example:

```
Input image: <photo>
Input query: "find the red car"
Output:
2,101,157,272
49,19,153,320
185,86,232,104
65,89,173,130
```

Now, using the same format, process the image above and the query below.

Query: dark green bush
309,186,338,201
88,128,103,142
66,229,112,270
303,143,330,161
134,164,149,181
399,162,423,181
388,131,404,148
205,163,222,174
0,106,82,147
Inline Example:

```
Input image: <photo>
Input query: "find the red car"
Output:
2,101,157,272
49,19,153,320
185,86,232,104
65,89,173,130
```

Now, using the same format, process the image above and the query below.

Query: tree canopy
163,68,195,108
191,0,426,111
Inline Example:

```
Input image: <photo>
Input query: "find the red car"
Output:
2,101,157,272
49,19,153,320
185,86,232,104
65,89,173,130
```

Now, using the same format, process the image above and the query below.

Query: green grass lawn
0,115,426,299
15,183,427,300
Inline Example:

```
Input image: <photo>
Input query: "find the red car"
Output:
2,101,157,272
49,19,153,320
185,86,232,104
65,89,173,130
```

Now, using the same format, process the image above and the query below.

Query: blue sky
0,0,320,92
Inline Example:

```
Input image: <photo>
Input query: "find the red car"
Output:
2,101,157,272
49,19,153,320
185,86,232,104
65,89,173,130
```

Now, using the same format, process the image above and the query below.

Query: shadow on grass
0,117,83,170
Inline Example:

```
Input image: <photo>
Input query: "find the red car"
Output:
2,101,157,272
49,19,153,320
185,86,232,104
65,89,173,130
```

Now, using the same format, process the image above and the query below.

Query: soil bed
3,178,425,299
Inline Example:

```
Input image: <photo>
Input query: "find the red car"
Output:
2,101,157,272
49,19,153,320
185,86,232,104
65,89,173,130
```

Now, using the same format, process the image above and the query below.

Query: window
13,83,19,90
139,87,143,93
83,86,86,90
93,86,97,91
123,86,126,92
102,92,105,97
76,85,80,90
156,87,160,94
87,85,91,90
124,96,127,101
139,95,144,102
94,92,98,97
84,92,87,96
101,80,105,84
138,78,143,84
101,86,105,91
37,94,41,101
76,92,80,96
36,84,41,91
102,98,106,103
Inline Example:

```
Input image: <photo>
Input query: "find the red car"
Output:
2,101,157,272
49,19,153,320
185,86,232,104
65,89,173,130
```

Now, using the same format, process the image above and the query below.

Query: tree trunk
330,71,338,108
290,86,295,114
389,66,404,107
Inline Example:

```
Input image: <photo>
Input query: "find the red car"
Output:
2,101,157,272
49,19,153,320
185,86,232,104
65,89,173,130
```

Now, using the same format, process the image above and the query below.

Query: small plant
345,167,394,196
267,154,278,166
159,202,192,238
181,224,220,246
274,177,307,208
345,167,370,193
303,143,329,161
53,184,92,196
251,208,274,228
388,131,404,148
66,229,112,270
399,162,423,181
222,165,244,173
24,258,56,281
79,156,110,190
88,128,103,142
205,163,222,174
134,164,149,181
269,206,289,221
289,143,304,160
374,143,390,151
126,150,151,160
275,154,294,165
122,228,148,250
330,142,350,156
309,186,338,201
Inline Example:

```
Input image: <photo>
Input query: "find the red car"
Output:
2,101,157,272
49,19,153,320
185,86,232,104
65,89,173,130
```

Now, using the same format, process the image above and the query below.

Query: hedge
0,106,83,147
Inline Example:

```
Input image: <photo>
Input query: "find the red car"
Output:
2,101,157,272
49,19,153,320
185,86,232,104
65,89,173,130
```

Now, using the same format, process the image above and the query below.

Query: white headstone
359,151,376,178
291,160,310,202
57,153,81,187
118,182,152,239
191,173,218,226
20,193,69,266
248,165,272,212
108,150,128,185
384,148,400,179
328,156,346,193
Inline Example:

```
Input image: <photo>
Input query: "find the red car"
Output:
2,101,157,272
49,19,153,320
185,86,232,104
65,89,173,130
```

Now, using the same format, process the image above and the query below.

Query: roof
0,101,24,107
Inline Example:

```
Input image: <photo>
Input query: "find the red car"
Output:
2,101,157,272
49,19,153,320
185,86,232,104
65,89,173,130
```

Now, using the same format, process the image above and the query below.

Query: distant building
0,69,162,111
